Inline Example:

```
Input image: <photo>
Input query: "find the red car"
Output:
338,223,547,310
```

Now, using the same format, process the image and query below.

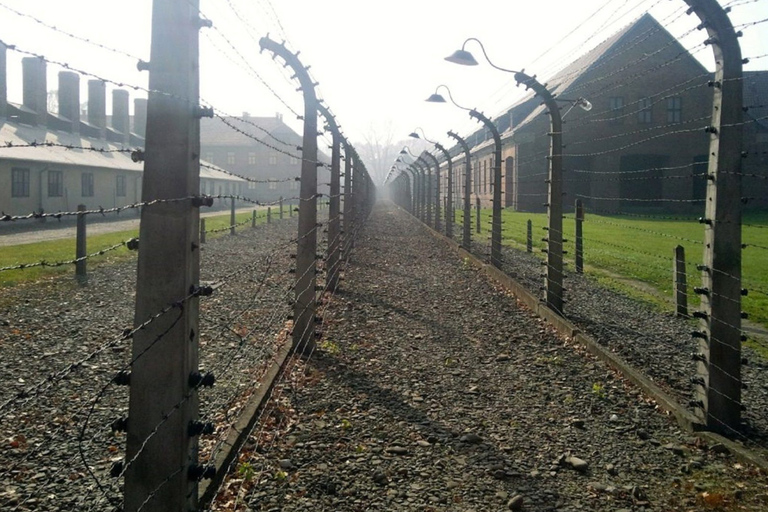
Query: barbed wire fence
389,0,768,452
0,0,374,511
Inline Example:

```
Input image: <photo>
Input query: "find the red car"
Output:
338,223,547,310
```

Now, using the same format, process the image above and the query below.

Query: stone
663,443,685,456
385,446,408,455
508,494,524,511
606,463,618,476
278,459,294,470
567,456,589,473
460,433,483,444
496,353,511,362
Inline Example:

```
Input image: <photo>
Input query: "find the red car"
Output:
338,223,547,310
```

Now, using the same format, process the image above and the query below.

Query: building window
667,97,682,123
638,97,652,124
205,152,214,164
116,175,127,197
227,152,235,165
609,97,624,122
269,181,278,190
248,152,256,165
82,172,94,197
48,170,63,197
248,181,256,190
269,155,278,165
11,168,30,197
290,156,299,165
290,179,299,190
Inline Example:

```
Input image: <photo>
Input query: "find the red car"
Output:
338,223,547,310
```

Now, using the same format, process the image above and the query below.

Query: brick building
441,14,767,214
200,114,330,204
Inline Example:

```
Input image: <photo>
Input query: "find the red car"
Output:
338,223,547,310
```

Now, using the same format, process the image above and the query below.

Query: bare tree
353,121,429,185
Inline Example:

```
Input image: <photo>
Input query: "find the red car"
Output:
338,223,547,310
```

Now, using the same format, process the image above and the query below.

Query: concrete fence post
260,36,318,355
251,209,256,228
125,0,205,509
686,0,744,434
279,196,284,219
75,204,87,283
267,207,272,224
200,218,206,244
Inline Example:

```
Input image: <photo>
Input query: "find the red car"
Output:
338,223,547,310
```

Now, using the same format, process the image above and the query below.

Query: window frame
116,175,127,197
47,170,64,197
11,167,30,198
81,172,94,197
666,96,682,123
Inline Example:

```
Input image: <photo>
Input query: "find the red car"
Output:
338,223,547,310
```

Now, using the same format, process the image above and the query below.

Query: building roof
510,13,696,134
200,114,300,148
0,120,142,171
0,119,243,182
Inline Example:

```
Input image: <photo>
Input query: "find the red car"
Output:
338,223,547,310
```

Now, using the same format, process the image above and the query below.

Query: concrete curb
402,205,768,472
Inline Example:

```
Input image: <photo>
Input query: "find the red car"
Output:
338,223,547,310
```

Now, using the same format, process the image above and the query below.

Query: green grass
0,210,270,288
456,208,768,329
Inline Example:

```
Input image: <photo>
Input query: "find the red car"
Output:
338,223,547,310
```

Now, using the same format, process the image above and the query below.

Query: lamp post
416,155,432,225
317,103,341,292
447,130,472,250
426,85,502,269
446,38,590,314
410,128,454,238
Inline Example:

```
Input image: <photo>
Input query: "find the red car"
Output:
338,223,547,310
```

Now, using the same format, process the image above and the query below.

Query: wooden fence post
674,245,688,317
575,199,584,274
475,197,481,234
229,196,236,235
75,204,87,283
526,220,532,253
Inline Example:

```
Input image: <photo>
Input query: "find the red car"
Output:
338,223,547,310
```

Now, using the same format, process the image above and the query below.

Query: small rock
663,443,685,456
508,494,524,511
278,459,294,470
571,419,585,429
710,443,729,454
496,353,511,362
372,471,388,485
606,463,618,476
385,446,409,455
637,429,650,440
416,440,431,447
496,490,509,500
566,456,589,473
460,433,482,444
609,414,619,422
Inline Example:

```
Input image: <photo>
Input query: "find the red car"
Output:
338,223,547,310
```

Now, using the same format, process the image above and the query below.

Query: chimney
0,43,6,118
22,56,47,126
58,71,80,133
133,98,147,138
87,79,106,137
112,89,129,144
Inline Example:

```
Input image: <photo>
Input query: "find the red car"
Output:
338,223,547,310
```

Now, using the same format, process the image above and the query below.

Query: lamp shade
408,132,420,139
425,93,447,103
444,49,479,66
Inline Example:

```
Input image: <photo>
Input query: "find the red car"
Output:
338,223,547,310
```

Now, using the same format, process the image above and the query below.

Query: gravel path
215,203,768,512
460,218,768,457
0,216,300,511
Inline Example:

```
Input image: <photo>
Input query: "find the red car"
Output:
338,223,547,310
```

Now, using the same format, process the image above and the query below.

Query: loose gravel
216,203,768,512
461,216,768,458
0,216,299,511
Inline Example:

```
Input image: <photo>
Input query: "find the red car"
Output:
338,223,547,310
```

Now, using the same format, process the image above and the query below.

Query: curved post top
469,109,502,146
317,103,340,136
259,36,317,99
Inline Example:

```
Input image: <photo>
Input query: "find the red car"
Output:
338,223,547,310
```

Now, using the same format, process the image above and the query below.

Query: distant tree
353,121,429,185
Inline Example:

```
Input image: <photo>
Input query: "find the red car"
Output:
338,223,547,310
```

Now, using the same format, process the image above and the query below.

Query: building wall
0,159,142,216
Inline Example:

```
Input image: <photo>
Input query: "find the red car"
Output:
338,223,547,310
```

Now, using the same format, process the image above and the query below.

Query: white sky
0,0,765,157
